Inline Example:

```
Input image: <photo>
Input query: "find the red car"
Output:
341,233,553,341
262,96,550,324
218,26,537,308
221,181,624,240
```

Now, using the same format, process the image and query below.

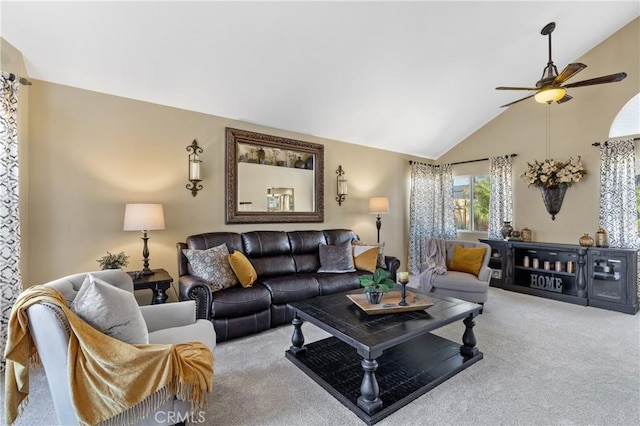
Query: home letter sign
529,274,563,293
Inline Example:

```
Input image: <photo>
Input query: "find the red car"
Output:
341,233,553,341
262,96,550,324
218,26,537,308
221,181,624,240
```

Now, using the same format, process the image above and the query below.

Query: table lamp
123,203,165,275
368,197,390,243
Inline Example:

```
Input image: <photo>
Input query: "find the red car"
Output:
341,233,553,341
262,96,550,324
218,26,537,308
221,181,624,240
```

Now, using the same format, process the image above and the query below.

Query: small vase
521,227,532,242
579,233,594,247
501,221,513,240
366,291,384,304
540,185,567,220
595,228,609,247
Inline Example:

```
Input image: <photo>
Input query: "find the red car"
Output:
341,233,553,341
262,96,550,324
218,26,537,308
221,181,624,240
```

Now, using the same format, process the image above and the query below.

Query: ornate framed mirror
225,128,324,224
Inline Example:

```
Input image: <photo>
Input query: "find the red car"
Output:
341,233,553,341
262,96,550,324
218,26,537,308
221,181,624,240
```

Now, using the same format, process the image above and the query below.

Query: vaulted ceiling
1,1,638,159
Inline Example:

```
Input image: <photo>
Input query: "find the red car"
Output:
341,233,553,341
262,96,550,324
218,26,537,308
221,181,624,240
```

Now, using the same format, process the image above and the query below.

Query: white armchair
424,240,491,306
26,269,215,425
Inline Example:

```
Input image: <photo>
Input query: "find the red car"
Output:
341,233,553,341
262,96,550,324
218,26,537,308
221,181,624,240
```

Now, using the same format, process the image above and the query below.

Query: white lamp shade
368,197,390,214
123,204,165,231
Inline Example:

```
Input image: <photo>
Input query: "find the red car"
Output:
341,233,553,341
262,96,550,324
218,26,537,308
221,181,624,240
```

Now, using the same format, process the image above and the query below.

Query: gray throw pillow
70,274,149,344
182,243,239,292
318,241,356,273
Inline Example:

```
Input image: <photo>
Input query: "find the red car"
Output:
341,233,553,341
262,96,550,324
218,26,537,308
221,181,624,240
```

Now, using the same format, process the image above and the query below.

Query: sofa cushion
318,241,356,273
70,274,148,345
323,229,358,246
449,245,486,277
288,231,326,273
260,275,320,304
242,231,291,257
432,271,490,293
182,244,239,292
210,284,272,319
352,245,379,273
315,272,361,295
228,251,258,288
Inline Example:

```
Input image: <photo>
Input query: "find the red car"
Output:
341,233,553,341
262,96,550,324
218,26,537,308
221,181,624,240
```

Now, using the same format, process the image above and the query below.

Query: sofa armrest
139,301,196,333
385,255,401,281
178,275,212,320
478,265,492,283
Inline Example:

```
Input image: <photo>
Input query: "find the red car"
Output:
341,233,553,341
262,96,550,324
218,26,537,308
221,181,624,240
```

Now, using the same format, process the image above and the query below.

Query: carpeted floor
3,287,639,426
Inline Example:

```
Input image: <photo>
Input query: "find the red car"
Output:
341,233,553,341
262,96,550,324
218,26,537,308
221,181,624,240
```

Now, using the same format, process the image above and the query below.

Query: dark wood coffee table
285,289,483,425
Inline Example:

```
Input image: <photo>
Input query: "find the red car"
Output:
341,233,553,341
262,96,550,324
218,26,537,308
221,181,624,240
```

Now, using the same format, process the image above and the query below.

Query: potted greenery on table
359,268,394,304
97,251,130,270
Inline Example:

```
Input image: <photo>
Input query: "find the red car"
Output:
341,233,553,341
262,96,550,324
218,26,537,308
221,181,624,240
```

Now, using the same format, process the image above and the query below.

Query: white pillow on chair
70,274,149,344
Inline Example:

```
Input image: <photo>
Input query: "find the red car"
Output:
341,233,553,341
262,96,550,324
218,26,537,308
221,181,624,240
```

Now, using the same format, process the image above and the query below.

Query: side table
129,268,172,304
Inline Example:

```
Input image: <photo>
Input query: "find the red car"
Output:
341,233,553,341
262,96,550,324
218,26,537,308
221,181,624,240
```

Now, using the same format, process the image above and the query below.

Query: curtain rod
592,137,640,147
409,153,517,167
2,72,32,86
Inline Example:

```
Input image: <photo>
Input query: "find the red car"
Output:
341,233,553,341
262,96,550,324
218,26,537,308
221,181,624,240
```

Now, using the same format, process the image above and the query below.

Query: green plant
97,251,130,270
359,268,394,294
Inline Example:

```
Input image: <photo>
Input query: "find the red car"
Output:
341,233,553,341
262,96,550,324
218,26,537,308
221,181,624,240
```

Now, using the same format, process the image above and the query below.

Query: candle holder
397,272,409,306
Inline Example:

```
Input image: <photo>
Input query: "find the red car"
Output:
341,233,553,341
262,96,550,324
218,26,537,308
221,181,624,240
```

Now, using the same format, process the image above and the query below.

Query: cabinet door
588,251,627,304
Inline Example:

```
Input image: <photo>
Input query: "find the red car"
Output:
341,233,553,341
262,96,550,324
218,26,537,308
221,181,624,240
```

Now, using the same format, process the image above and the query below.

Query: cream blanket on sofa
4,285,214,426
418,238,448,291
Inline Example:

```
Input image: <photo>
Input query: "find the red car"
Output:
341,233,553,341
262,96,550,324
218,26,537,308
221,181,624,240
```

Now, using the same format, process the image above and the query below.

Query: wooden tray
347,290,433,315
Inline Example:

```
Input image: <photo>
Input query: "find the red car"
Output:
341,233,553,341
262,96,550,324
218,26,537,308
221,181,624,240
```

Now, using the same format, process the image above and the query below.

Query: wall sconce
186,139,203,197
336,165,348,206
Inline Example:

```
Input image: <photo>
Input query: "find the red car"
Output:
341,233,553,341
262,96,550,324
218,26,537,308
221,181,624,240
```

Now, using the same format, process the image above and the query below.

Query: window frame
453,174,490,233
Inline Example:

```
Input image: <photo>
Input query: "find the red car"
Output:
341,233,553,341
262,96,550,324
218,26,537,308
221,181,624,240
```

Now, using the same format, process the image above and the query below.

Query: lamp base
142,267,155,276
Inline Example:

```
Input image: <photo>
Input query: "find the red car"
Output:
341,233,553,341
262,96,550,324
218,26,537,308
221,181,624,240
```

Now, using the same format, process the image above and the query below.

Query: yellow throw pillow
228,251,258,288
352,245,379,273
449,246,486,277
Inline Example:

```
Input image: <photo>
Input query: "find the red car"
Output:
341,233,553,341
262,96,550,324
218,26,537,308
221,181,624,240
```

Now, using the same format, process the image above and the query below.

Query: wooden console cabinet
480,239,638,314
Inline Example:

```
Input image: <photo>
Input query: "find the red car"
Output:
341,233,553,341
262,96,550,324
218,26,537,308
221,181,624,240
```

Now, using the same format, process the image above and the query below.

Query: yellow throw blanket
4,285,214,426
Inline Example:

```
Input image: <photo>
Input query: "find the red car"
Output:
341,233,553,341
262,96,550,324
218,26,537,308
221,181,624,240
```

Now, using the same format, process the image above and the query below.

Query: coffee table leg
357,358,383,414
460,314,479,357
289,314,306,355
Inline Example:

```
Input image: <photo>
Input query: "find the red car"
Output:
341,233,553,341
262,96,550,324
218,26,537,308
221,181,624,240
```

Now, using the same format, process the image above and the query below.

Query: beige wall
27,81,414,299
439,18,640,244
14,17,639,299
1,37,30,283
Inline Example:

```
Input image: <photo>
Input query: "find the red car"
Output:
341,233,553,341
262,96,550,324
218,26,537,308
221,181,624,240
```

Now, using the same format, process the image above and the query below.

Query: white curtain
0,73,22,372
488,156,513,239
599,138,639,249
408,162,456,274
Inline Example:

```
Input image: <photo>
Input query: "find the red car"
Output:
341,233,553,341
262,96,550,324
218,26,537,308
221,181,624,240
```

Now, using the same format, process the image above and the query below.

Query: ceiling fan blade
496,86,538,91
563,72,627,88
556,94,573,104
500,94,534,108
554,63,587,84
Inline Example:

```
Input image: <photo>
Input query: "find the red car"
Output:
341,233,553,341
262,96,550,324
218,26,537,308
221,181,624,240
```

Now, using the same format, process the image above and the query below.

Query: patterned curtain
599,138,639,249
408,162,456,274
488,156,513,239
0,74,22,372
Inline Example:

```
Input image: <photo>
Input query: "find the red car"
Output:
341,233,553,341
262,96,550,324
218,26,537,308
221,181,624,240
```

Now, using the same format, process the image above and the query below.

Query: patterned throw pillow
318,241,356,273
353,241,386,268
70,274,149,344
182,243,239,292
352,245,379,273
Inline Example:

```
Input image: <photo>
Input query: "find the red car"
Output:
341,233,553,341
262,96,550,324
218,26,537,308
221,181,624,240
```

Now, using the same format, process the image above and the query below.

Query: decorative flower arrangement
520,157,587,188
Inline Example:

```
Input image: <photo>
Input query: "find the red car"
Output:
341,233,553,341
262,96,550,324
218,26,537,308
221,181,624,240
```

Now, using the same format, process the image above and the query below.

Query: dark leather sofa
177,229,400,342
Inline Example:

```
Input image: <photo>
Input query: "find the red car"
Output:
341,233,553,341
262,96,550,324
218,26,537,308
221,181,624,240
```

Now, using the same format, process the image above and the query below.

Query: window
453,175,490,231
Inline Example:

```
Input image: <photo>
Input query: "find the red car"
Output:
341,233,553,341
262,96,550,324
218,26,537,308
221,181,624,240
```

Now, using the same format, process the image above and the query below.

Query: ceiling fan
496,22,627,108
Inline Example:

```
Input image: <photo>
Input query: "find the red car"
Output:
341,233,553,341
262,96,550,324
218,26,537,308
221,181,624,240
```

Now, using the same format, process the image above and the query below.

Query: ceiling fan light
534,87,566,104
